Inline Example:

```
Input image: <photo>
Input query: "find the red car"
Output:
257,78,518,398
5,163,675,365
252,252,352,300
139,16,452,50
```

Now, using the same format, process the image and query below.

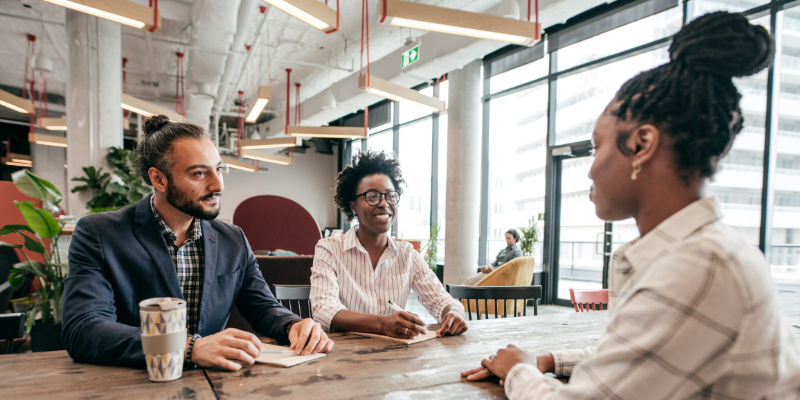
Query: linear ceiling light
121,93,183,122
240,135,301,150
222,156,259,172
378,0,540,46
263,0,338,33
0,88,34,114
38,117,68,131
29,133,68,148
241,149,293,165
42,0,161,31
5,153,32,167
288,125,365,139
245,86,271,123
358,75,445,113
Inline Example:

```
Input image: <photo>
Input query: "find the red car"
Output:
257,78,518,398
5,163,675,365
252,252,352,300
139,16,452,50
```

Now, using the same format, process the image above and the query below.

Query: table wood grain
0,350,216,400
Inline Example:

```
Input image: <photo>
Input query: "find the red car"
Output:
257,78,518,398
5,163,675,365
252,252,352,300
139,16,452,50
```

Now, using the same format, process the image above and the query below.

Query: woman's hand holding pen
380,311,427,339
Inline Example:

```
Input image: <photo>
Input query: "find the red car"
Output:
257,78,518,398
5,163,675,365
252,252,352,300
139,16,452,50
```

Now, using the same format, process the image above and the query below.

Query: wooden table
2,290,798,400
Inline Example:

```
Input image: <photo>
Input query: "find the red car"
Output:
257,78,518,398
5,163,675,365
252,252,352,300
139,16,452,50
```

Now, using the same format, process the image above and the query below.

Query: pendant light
43,0,161,32
359,75,444,113
37,117,68,131
240,136,302,149
29,132,67,147
378,0,540,46
241,149,293,165
121,93,183,122
245,86,271,123
0,88,34,114
222,156,259,172
4,153,32,167
263,0,339,34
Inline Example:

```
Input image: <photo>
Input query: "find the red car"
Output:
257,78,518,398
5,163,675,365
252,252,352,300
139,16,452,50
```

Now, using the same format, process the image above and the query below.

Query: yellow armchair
461,257,536,317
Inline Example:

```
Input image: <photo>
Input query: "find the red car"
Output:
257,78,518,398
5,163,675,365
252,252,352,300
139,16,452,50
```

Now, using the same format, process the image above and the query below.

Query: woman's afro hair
334,150,406,222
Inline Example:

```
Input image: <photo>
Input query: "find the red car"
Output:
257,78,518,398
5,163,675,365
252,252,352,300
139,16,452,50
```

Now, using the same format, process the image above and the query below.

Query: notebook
254,344,326,367
349,330,438,345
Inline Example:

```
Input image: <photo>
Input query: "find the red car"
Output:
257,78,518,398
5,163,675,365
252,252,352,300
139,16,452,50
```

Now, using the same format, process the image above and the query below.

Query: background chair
232,195,321,255
569,288,609,312
274,285,312,319
447,285,542,320
465,257,536,316
0,313,25,354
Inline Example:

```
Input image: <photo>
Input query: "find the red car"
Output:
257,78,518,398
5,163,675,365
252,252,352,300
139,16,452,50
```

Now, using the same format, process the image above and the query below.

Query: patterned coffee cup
139,297,187,382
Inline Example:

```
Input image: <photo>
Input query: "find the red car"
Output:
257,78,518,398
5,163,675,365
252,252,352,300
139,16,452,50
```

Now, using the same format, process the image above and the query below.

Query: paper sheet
254,344,326,368
348,330,438,345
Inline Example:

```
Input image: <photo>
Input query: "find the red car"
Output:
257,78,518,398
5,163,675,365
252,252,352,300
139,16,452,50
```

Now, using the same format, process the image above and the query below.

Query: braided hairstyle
612,11,773,180
334,150,406,221
136,115,207,185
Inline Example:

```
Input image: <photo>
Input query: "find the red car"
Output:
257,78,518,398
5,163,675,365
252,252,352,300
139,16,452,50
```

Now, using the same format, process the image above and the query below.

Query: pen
261,350,297,355
387,300,404,313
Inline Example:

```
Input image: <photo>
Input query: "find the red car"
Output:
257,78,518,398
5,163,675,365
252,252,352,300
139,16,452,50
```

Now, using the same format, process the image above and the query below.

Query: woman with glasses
310,150,467,338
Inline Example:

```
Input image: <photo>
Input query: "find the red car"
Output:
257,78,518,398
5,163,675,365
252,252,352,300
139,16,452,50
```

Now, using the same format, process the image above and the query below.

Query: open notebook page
255,344,325,368
348,330,437,344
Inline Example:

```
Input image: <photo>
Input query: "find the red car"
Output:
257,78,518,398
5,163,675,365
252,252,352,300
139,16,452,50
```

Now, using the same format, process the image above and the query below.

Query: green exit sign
401,46,419,69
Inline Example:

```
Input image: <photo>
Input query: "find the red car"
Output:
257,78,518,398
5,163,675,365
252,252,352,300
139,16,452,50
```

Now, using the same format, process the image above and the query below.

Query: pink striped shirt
310,226,462,332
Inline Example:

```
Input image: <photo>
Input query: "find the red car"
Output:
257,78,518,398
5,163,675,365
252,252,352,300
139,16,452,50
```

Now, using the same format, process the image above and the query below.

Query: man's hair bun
143,115,170,137
669,11,773,78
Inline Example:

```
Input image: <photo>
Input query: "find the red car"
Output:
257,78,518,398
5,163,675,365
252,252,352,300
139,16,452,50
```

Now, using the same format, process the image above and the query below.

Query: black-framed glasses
355,190,400,206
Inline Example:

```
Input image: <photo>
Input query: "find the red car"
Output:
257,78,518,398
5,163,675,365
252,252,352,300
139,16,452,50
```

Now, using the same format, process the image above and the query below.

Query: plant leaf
12,261,46,279
0,241,22,249
11,169,62,206
0,224,35,236
7,268,29,289
14,201,61,238
22,234,46,254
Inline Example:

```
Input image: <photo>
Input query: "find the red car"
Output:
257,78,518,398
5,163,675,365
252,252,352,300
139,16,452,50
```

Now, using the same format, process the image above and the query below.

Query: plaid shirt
150,196,204,335
506,198,800,399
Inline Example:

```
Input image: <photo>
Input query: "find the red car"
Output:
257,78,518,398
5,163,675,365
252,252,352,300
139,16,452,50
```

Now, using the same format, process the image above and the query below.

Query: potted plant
0,170,68,352
422,223,442,283
72,147,150,213
518,216,540,257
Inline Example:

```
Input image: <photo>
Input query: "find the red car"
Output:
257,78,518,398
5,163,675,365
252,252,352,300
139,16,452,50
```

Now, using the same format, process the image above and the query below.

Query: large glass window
490,55,549,94
397,119,433,240
367,129,393,156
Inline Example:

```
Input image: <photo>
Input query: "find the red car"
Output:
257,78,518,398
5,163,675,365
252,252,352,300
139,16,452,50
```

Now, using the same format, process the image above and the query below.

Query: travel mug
139,297,188,382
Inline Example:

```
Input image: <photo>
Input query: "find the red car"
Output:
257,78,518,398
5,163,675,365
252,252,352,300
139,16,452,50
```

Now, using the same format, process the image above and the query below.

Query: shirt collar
619,197,723,271
150,195,202,244
344,225,398,255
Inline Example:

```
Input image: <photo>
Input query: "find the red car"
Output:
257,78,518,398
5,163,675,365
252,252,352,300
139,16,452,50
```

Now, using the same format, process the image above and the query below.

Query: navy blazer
62,194,301,367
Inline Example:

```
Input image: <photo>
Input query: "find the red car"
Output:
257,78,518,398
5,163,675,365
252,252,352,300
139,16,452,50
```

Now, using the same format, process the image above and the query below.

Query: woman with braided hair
463,12,800,399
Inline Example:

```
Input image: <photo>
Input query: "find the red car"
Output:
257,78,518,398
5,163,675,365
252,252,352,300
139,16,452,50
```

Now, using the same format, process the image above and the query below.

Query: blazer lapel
197,221,218,331
133,194,183,299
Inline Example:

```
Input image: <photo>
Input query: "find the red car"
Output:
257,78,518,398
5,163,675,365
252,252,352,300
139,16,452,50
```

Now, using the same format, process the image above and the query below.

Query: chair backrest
232,195,321,255
274,285,312,319
475,257,535,286
447,285,542,320
569,289,609,312
0,313,26,354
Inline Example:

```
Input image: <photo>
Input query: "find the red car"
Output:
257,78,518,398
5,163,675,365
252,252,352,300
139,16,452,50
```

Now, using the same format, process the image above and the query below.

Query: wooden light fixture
358,75,444,113
263,0,338,33
288,126,365,139
4,153,32,167
245,86,271,123
222,156,258,172
0,88,34,114
38,117,67,131
241,149,293,165
43,0,161,31
378,0,540,46
121,93,183,122
29,133,67,148
239,136,301,149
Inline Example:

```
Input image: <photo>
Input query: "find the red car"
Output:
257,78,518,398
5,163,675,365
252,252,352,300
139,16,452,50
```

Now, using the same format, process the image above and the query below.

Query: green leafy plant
1,170,67,332
422,223,440,272
518,216,540,257
71,147,150,213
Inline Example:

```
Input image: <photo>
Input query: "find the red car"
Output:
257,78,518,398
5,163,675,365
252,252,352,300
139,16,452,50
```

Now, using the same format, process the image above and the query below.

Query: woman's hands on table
461,346,554,385
380,311,428,338
436,305,468,337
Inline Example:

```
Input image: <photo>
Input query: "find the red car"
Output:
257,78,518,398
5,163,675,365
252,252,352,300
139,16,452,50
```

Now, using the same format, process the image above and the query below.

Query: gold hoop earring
631,165,641,181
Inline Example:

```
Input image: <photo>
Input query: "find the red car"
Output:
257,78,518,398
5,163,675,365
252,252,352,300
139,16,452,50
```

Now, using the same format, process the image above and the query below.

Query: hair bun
669,11,773,78
143,115,170,136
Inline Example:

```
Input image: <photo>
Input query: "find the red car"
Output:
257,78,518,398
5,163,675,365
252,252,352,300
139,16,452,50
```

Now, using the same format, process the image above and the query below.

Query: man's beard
166,179,221,220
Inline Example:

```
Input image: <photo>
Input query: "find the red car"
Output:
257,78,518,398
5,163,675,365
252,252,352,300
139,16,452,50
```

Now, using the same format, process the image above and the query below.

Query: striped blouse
310,226,462,332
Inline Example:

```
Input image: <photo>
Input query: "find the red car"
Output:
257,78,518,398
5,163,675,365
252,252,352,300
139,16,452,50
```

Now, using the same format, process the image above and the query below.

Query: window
367,129,393,156
491,55,549,94
397,119,433,240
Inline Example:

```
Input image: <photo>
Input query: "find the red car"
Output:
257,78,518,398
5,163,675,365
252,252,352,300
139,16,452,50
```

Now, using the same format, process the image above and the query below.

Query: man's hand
461,345,539,385
189,328,262,371
379,311,427,339
480,265,494,274
288,319,334,355
436,311,468,337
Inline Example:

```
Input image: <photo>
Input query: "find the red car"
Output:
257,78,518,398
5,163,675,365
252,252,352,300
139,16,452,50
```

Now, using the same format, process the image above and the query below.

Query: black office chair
274,285,312,319
447,285,542,320
0,282,14,317
0,313,26,354
0,247,31,313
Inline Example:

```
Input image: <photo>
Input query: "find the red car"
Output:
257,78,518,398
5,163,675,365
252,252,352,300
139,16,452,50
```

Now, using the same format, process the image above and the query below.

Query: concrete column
444,59,482,285
31,143,67,198
65,10,123,215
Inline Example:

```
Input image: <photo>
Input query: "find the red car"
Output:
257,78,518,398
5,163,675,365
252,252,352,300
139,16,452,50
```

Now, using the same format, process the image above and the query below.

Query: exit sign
401,45,419,69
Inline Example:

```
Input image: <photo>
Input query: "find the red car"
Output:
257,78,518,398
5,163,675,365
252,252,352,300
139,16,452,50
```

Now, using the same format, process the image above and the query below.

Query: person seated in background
463,229,523,285
462,12,800,399
62,115,333,371
310,150,467,339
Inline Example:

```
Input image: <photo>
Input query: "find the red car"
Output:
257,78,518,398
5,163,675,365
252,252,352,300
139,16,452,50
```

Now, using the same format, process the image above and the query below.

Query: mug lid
139,297,186,311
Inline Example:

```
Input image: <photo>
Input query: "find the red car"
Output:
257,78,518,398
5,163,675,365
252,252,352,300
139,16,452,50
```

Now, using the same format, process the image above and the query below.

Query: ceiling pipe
214,0,261,115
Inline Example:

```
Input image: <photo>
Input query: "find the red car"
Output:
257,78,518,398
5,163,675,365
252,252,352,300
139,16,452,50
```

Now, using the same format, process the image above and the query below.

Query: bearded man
62,115,333,370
